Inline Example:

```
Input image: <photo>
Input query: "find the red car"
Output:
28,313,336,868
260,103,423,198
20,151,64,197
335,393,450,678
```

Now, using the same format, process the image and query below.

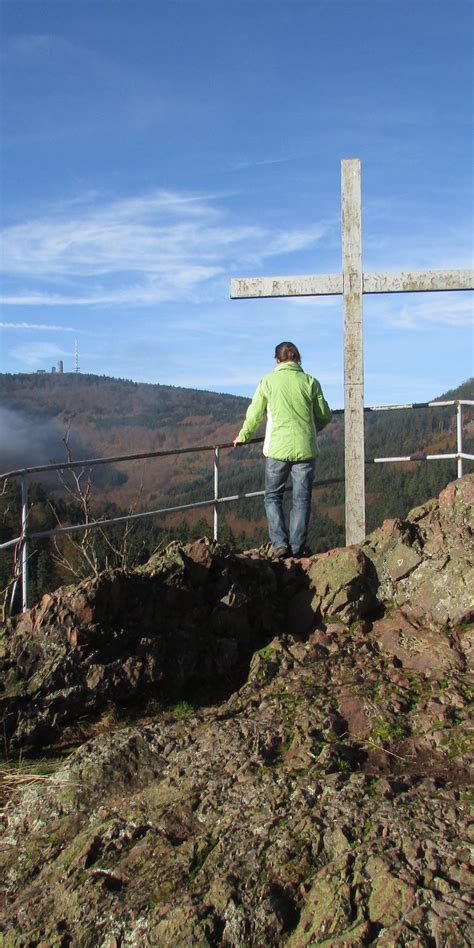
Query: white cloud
368,293,474,330
0,321,76,330
263,227,326,257
10,342,70,367
2,188,470,333
230,154,305,171
1,189,326,307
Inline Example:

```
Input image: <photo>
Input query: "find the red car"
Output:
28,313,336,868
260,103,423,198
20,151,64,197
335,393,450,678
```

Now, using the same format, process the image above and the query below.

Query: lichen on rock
0,476,473,945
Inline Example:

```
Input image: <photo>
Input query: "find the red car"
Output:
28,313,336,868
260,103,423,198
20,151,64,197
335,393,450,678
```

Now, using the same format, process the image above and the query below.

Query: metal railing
1,398,472,613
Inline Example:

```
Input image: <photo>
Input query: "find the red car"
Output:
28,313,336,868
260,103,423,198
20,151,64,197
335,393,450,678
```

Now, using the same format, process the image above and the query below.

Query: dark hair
274,341,301,363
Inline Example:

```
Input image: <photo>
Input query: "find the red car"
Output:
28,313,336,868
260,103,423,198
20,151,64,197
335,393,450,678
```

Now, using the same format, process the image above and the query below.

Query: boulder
365,474,474,630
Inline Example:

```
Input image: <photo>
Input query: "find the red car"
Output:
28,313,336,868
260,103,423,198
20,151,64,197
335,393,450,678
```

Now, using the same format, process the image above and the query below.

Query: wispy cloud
230,154,305,171
10,342,70,367
367,293,473,330
2,187,471,336
291,287,474,329
1,32,71,61
0,321,76,330
1,189,327,307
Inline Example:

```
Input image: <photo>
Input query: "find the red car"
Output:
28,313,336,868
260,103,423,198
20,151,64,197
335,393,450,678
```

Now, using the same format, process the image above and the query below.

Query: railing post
456,401,463,478
213,447,220,541
20,474,29,612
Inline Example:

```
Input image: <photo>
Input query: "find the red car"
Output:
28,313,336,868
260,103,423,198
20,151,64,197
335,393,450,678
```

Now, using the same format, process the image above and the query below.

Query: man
233,341,332,559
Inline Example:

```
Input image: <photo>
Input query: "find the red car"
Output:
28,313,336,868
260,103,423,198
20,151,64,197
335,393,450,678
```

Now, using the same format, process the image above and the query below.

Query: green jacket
238,361,332,460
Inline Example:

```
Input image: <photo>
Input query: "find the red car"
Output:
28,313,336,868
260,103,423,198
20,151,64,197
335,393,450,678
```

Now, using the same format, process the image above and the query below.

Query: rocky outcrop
364,475,473,630
0,475,472,945
0,541,283,748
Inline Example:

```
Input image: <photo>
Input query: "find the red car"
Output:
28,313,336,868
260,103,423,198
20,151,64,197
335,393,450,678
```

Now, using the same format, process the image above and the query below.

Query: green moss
45,835,62,848
189,838,217,882
276,688,303,717
403,670,424,709
446,706,463,726
370,719,406,746
369,681,383,705
368,869,415,927
168,701,195,719
148,880,174,907
6,677,26,694
440,727,472,760
333,757,352,775
362,817,374,840
253,645,279,684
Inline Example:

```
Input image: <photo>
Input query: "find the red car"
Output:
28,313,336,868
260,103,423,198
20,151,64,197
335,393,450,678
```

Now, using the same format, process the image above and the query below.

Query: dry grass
0,761,75,820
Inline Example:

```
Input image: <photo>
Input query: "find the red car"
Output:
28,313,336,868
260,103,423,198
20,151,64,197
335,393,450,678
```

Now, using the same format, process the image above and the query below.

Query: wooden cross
230,158,473,545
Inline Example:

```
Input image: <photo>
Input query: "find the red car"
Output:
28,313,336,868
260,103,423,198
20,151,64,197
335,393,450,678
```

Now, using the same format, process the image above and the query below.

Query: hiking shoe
270,545,291,559
292,546,313,559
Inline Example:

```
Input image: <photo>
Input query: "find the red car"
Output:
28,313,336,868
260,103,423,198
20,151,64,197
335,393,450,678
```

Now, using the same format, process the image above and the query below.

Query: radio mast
74,338,80,373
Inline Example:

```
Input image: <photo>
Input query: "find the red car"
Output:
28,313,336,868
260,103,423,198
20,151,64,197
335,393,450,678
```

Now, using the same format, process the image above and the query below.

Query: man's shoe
270,545,291,559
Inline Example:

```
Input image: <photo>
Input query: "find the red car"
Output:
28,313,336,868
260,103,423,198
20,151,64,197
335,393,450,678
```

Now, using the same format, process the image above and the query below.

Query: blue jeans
264,457,315,555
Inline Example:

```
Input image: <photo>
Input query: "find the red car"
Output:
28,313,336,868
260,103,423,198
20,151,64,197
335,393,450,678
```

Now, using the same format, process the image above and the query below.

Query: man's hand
233,437,243,448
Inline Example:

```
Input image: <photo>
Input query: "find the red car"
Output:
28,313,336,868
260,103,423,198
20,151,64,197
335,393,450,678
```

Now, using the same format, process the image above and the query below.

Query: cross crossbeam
230,158,474,545
230,268,473,299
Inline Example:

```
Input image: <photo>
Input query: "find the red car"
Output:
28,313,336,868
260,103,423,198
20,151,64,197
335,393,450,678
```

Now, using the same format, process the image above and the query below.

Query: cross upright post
230,159,473,546
341,159,365,544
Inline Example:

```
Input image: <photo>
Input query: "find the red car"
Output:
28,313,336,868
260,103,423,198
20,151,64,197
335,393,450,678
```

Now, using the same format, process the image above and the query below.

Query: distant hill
0,372,473,603
0,372,247,472
0,372,254,522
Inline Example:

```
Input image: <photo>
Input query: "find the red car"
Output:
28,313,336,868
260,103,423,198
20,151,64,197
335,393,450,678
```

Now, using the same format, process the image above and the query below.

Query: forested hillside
0,372,472,606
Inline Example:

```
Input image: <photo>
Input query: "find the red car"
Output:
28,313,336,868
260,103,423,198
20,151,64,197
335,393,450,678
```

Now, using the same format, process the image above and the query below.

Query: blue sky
0,0,473,407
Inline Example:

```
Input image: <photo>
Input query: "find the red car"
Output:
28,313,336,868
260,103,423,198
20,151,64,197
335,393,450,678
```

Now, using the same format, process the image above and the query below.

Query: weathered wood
341,159,366,544
364,269,474,294
231,269,473,299
230,274,343,298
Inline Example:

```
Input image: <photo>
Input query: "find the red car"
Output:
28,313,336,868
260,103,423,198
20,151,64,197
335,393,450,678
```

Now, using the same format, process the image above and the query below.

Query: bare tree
49,428,150,581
